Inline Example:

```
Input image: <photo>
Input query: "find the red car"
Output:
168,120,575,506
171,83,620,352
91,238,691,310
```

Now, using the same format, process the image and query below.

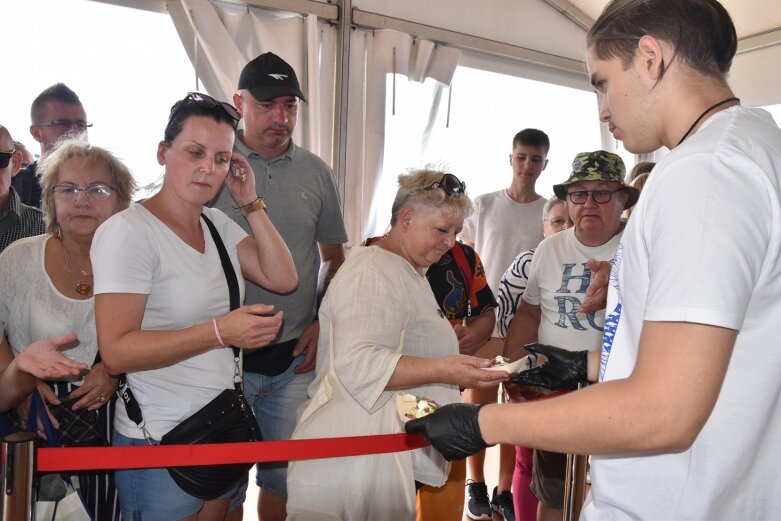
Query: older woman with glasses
91,92,297,521
0,137,136,521
286,169,509,521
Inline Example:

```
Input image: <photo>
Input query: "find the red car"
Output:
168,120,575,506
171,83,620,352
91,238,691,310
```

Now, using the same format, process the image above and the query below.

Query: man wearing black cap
211,52,347,521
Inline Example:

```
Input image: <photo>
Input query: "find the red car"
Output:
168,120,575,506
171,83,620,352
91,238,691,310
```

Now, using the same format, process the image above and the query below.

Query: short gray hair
390,168,472,226
542,195,565,222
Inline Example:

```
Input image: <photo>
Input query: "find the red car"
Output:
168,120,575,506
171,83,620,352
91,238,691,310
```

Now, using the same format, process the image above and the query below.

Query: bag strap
451,242,476,317
201,212,243,389
119,212,244,442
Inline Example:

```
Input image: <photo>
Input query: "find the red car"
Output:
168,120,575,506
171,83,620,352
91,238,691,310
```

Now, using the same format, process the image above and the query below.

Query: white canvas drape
165,0,334,160
343,30,460,245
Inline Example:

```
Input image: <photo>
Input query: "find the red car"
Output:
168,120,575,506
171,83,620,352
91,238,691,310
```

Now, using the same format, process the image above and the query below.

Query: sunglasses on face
0,149,16,169
168,92,241,130
423,174,467,197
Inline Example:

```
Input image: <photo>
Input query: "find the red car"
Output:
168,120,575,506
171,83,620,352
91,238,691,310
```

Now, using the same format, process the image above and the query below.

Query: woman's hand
15,333,89,381
224,153,258,207
439,354,509,389
69,362,118,411
215,304,284,350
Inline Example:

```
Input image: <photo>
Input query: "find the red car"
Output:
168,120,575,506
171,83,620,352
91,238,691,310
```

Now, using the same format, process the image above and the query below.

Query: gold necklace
62,241,93,296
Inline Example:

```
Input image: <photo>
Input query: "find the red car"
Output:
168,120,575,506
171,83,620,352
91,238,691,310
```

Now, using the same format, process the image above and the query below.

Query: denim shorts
113,430,245,520
240,351,314,497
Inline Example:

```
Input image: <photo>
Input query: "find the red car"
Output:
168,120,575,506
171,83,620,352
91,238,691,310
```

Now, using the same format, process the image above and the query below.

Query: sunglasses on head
0,149,16,169
423,174,466,197
168,92,241,130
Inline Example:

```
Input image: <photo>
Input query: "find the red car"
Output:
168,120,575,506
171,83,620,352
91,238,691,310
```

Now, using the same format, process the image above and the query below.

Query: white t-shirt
287,246,459,520
0,235,97,377
584,106,781,519
460,190,545,297
523,228,621,351
91,203,248,440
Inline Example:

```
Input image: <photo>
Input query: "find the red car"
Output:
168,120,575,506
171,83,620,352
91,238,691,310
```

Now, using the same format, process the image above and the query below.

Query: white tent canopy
94,0,781,245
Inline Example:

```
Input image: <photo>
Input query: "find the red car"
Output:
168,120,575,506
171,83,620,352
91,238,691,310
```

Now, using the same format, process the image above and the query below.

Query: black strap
120,212,243,432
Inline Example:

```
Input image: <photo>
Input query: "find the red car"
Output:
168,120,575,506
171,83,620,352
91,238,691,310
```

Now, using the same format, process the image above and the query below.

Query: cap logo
268,73,288,81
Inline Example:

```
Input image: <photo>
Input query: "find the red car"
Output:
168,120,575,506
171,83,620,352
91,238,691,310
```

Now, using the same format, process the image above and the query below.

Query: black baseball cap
238,52,307,102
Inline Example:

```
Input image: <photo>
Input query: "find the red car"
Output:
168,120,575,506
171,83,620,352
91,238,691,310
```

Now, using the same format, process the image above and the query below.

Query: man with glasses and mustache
12,83,90,208
211,52,347,521
0,125,45,253
499,150,637,521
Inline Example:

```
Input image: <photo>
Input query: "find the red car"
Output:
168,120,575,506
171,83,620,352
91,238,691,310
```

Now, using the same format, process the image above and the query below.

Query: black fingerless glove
405,403,492,461
510,342,588,391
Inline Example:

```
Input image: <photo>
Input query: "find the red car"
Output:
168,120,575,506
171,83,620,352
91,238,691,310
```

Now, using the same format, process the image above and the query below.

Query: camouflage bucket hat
553,150,639,209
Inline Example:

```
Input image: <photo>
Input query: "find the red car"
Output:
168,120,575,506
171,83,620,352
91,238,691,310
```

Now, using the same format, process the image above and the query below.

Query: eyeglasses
52,184,116,201
168,92,241,129
0,149,15,169
566,188,625,205
423,174,466,197
36,120,93,131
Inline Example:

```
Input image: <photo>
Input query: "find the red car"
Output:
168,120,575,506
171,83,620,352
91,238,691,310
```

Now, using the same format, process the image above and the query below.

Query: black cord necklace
676,97,740,147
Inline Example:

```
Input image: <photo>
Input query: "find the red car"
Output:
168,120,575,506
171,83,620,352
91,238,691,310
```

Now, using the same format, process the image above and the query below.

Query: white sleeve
496,249,534,336
327,263,408,413
92,210,157,295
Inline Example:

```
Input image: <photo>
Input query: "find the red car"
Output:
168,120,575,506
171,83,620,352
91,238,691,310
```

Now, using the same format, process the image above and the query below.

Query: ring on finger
98,394,106,402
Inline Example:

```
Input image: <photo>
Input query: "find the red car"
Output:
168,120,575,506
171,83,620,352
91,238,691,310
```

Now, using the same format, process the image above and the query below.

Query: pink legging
513,445,538,521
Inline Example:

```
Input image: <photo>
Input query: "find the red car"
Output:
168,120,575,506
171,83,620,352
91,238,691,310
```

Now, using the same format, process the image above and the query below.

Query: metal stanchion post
562,383,588,521
2,431,37,521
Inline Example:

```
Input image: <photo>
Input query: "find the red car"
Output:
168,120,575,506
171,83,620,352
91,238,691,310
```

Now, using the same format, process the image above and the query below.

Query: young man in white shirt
407,1,781,519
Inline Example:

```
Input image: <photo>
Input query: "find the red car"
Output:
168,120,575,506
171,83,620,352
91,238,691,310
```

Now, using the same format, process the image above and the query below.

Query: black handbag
160,388,262,499
120,213,262,500
47,389,109,447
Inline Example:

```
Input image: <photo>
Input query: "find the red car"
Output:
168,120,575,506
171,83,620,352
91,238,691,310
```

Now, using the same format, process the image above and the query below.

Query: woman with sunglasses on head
286,169,508,521
91,93,297,521
0,137,136,521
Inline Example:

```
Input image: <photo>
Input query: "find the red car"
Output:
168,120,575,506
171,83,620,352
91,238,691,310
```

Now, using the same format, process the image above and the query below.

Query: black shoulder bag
119,213,262,500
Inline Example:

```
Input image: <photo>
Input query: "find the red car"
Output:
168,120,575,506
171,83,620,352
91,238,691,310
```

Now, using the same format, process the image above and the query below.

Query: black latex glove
510,342,588,391
405,403,492,461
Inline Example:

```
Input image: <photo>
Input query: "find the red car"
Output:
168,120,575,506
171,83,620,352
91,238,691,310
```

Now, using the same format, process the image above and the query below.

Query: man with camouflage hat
501,150,635,521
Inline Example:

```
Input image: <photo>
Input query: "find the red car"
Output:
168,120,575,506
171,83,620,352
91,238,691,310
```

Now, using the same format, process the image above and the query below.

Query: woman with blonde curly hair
287,169,509,520
0,137,136,520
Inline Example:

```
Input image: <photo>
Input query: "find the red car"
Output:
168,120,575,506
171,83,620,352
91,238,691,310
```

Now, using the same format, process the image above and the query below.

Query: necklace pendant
76,283,92,296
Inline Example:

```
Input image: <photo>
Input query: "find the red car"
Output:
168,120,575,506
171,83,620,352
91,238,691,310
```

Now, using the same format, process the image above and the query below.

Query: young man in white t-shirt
407,1,781,519
459,129,549,521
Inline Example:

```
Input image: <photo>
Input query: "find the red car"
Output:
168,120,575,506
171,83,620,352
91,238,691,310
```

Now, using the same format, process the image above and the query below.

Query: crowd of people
1,0,779,520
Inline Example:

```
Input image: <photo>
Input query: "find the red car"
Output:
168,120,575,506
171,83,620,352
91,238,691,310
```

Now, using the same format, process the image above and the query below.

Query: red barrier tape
37,433,430,472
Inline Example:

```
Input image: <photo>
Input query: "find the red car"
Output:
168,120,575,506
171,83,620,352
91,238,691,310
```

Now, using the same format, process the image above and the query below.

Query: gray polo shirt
211,138,347,347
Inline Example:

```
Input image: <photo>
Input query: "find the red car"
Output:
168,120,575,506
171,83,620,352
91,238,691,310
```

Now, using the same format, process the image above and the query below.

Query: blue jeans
243,351,314,496
113,431,244,520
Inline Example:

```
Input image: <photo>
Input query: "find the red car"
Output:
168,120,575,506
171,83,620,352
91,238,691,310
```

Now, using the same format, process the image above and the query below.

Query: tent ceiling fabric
571,0,781,38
